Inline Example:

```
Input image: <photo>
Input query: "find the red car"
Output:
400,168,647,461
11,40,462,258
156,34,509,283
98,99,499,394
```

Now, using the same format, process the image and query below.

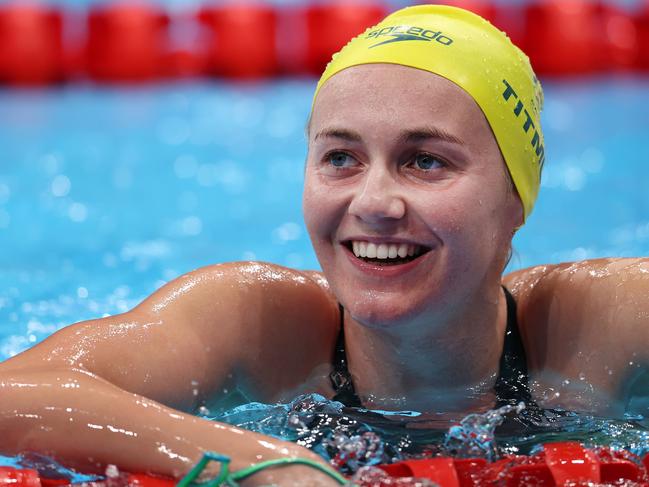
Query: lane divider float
2,443,649,486
1,0,649,85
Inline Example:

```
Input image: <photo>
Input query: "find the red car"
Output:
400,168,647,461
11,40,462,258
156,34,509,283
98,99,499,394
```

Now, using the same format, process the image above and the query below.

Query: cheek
302,170,337,241
455,184,516,274
302,172,322,233
414,181,489,234
415,177,512,261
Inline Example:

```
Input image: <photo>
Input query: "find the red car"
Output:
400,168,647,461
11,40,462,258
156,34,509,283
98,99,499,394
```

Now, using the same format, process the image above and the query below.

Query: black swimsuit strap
330,303,363,407
329,287,534,409
494,286,534,407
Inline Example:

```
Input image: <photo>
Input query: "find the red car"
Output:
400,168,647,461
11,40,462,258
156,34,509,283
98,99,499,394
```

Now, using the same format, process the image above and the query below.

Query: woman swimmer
2,4,649,486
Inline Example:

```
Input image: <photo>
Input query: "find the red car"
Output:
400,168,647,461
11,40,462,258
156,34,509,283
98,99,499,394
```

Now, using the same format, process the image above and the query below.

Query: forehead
310,64,492,146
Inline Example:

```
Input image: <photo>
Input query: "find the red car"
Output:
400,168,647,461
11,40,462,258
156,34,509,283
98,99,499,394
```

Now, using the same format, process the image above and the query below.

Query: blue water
0,80,313,356
2,77,649,358
1,77,649,481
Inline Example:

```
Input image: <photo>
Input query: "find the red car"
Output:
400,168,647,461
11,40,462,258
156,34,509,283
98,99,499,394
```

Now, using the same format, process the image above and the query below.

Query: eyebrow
313,128,362,143
398,127,464,146
312,127,464,146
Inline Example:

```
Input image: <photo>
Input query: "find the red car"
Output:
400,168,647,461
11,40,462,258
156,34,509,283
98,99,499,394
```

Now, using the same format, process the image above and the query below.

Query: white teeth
350,240,426,260
377,244,389,259
397,244,408,258
359,241,367,257
388,244,398,259
366,242,377,258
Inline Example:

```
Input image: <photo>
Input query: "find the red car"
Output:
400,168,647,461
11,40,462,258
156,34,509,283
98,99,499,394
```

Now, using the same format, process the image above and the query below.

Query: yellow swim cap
313,5,544,220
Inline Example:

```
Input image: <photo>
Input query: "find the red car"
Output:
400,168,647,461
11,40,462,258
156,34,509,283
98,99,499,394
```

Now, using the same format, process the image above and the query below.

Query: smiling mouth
343,240,432,266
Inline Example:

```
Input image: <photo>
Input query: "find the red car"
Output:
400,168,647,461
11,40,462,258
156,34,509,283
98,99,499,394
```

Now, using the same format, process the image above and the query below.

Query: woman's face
303,64,523,328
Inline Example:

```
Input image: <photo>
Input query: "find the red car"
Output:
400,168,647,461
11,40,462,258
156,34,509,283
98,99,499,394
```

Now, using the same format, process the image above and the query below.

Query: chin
342,290,427,329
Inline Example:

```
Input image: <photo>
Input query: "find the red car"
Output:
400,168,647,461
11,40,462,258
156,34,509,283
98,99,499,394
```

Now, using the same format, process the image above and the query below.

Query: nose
348,164,406,223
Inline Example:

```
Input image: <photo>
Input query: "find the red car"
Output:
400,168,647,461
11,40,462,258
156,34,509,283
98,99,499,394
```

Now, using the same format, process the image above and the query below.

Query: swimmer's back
0,262,341,412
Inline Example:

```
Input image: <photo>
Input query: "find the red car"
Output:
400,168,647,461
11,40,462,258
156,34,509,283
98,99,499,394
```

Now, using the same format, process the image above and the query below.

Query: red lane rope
0,1,648,85
3,443,649,486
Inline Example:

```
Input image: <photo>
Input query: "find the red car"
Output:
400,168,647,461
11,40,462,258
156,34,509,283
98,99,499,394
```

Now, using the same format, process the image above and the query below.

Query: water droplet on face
579,372,586,381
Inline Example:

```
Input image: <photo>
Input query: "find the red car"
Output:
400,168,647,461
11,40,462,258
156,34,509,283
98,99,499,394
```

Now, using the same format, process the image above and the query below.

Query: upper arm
0,262,339,412
1,263,248,412
513,258,649,358
586,258,649,370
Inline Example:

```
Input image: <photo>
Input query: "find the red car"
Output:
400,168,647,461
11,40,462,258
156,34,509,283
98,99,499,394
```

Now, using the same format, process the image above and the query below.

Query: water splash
209,394,534,474
350,466,437,486
210,393,404,473
443,402,526,461
211,393,649,478
4,394,649,485
325,430,386,473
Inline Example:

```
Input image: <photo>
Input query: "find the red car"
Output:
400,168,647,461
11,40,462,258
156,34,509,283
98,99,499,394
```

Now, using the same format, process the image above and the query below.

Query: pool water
1,77,649,480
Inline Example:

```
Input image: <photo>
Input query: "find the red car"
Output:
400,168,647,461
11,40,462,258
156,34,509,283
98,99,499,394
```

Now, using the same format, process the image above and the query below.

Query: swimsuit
329,287,535,409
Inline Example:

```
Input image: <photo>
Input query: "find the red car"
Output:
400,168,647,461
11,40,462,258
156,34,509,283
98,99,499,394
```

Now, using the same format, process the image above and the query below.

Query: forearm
0,367,324,483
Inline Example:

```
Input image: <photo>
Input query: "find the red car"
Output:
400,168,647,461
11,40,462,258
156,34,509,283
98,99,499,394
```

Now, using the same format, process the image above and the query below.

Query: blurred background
1,0,648,359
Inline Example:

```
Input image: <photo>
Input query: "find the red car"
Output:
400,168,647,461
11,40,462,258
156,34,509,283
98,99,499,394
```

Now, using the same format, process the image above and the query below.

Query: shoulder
138,261,341,402
503,257,649,319
502,258,649,406
240,265,341,401
189,263,341,398
143,261,337,315
170,261,340,338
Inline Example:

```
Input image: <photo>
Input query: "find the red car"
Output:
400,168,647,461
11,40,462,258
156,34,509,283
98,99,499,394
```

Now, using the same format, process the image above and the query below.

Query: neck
343,284,509,413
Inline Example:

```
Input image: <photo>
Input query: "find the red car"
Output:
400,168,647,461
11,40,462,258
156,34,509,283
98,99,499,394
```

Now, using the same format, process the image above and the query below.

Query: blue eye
327,152,353,168
413,153,444,171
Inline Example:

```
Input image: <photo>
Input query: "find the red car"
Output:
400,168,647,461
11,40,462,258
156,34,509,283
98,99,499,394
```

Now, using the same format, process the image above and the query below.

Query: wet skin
304,64,523,412
305,64,522,329
1,64,649,483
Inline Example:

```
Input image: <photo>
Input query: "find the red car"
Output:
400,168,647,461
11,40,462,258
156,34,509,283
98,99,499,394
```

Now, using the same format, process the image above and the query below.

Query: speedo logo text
366,25,454,48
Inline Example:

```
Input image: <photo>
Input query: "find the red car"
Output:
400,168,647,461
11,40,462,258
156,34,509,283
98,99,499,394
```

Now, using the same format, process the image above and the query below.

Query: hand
237,442,345,487
190,426,345,486
239,464,345,486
